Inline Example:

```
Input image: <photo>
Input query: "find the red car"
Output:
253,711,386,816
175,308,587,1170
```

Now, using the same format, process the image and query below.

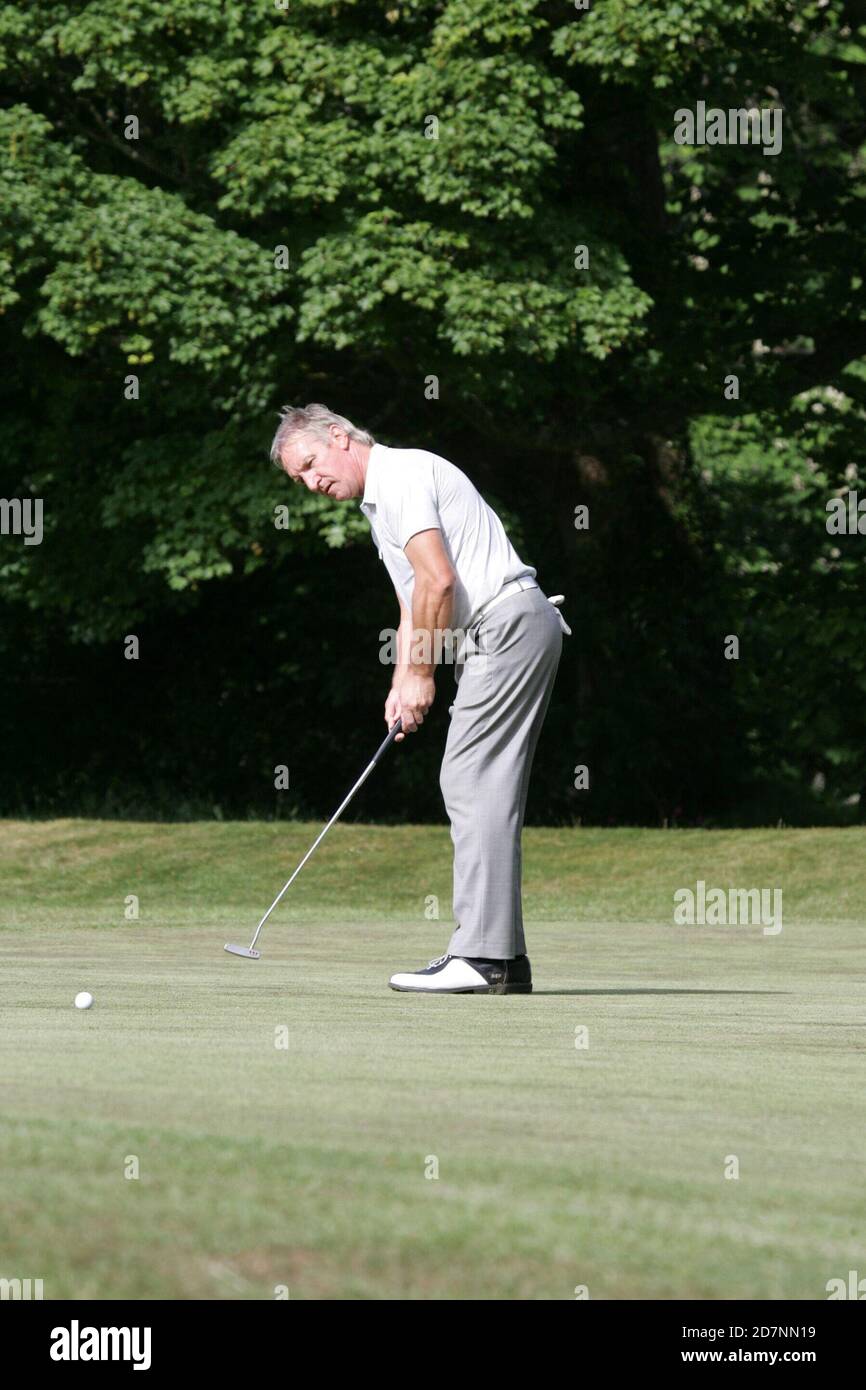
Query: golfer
271,404,570,994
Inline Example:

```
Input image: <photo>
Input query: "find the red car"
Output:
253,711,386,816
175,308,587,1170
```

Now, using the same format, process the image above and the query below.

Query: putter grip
374,717,403,763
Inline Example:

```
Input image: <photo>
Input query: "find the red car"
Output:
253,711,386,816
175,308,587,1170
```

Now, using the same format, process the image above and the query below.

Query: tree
1,0,864,821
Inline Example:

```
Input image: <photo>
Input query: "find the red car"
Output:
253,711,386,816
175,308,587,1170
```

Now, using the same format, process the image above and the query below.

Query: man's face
280,428,363,500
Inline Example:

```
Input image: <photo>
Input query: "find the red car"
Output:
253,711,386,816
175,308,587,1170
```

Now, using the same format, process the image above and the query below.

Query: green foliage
1,0,865,820
553,0,782,85
0,106,291,398
691,367,866,812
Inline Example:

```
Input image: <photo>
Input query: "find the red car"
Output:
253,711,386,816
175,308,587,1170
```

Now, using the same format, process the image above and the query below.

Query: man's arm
404,529,455,677
385,530,455,738
394,597,414,682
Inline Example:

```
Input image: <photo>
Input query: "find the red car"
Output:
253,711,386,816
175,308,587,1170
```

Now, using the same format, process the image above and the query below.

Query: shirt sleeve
386,460,441,550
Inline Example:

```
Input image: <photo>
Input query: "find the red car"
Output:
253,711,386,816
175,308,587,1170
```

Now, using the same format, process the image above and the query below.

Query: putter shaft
225,718,403,958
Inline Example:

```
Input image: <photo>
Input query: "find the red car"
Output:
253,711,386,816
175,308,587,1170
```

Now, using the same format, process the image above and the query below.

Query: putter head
224,943,261,960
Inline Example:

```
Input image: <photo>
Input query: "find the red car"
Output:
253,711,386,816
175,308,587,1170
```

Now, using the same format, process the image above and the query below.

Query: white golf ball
74,991,94,1010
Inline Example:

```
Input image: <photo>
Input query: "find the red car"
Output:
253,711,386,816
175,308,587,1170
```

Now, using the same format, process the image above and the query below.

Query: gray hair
269,403,375,467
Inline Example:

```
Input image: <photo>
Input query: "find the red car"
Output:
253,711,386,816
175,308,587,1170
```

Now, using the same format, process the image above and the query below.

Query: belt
472,579,573,635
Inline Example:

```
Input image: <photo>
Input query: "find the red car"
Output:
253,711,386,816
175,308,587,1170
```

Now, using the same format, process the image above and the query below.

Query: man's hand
387,671,435,740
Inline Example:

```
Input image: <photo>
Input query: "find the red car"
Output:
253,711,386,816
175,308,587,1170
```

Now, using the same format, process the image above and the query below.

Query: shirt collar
361,442,383,510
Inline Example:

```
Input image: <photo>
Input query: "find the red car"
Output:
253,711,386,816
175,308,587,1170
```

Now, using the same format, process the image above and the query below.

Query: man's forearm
409,581,455,678
394,610,415,681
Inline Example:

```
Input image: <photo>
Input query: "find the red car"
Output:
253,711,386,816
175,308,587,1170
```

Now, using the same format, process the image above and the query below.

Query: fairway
1,820,864,1300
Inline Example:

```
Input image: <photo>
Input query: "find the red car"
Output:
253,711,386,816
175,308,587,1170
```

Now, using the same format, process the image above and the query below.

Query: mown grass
1,821,864,1299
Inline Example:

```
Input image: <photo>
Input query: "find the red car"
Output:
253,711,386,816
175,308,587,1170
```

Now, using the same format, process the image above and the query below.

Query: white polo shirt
359,442,536,630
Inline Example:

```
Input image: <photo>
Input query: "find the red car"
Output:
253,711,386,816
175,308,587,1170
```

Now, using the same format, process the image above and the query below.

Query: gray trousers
440,587,563,960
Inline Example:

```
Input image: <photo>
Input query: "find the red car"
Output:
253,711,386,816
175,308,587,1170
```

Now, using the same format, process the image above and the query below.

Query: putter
224,718,404,959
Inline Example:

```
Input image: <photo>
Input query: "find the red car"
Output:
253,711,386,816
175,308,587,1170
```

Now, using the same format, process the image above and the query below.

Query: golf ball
74,991,94,1010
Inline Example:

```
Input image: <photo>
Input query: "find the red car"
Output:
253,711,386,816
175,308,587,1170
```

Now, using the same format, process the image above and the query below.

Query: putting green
1,821,863,1299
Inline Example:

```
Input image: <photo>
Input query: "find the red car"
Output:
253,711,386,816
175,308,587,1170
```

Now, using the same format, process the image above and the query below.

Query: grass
1,819,864,1299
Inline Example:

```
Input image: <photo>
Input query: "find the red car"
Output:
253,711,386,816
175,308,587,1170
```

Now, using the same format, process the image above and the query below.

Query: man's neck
355,440,373,486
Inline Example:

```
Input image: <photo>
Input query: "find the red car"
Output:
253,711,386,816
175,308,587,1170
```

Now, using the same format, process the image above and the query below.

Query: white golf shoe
389,953,532,994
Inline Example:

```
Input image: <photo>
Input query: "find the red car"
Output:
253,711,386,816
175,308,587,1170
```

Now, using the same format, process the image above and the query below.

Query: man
271,403,569,995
